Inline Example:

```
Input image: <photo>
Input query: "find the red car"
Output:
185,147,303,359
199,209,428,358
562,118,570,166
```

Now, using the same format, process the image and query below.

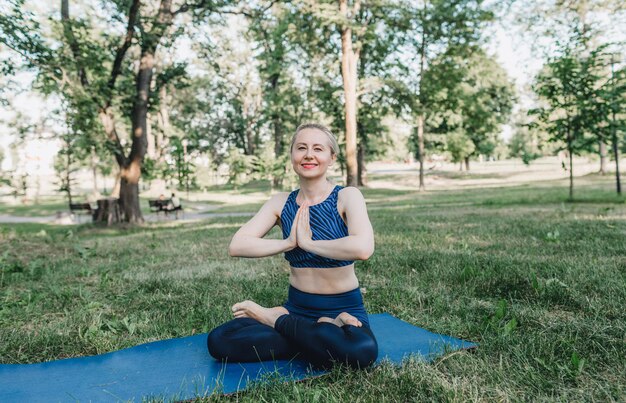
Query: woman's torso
275,186,359,294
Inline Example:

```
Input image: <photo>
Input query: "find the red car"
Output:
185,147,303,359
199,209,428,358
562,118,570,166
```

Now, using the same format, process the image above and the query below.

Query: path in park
0,210,253,225
1,157,621,225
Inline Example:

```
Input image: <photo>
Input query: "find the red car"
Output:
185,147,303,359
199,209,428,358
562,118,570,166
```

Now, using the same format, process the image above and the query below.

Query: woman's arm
228,193,297,258
297,187,374,261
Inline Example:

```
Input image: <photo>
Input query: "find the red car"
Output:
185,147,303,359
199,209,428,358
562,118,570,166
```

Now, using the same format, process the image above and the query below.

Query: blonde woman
207,123,377,369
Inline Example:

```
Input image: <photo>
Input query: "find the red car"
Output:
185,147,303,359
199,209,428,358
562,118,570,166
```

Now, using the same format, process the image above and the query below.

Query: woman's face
290,128,336,179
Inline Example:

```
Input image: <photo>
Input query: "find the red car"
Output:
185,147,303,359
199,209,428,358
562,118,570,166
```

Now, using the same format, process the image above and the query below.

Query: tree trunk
567,125,574,201
66,143,73,204
465,157,470,171
120,46,156,223
417,114,425,190
245,121,255,156
611,112,621,195
156,85,169,162
91,148,98,194
599,141,608,175
272,113,284,189
357,142,367,187
119,160,143,223
417,22,427,191
147,111,156,159
340,0,359,187
111,170,121,198
94,198,121,226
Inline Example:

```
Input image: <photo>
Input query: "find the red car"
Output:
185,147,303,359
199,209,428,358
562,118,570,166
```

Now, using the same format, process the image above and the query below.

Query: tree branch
61,0,89,87
218,0,280,19
106,0,141,105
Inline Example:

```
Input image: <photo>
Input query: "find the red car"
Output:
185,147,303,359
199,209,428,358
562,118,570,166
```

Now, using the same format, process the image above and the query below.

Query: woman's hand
296,203,313,250
284,207,300,251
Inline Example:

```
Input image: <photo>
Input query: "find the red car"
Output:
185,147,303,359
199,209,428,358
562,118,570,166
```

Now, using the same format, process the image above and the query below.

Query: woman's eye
315,148,322,152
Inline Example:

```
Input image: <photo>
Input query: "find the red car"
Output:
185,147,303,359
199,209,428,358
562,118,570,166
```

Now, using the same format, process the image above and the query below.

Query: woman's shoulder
337,185,364,200
268,191,292,204
261,192,291,221
337,186,366,213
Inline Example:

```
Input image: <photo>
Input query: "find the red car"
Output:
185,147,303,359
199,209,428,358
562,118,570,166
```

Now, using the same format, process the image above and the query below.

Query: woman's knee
208,320,247,360
207,326,227,360
314,326,378,369
346,336,378,368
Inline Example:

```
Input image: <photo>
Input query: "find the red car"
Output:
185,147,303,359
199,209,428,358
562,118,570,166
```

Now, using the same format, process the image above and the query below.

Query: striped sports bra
280,185,354,268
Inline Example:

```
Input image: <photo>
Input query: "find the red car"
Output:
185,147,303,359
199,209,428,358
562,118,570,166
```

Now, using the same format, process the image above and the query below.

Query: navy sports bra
280,185,354,268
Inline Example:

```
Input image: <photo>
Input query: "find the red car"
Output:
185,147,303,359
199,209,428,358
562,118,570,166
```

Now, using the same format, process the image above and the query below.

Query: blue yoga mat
0,313,476,402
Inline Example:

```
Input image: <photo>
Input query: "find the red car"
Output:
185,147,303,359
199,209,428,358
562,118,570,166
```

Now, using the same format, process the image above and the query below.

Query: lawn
1,177,624,401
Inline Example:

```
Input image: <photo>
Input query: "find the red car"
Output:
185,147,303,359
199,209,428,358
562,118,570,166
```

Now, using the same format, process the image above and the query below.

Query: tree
586,50,626,195
515,0,626,174
531,43,595,200
337,0,361,186
54,132,80,204
402,0,493,189
247,3,305,188
606,58,626,194
418,46,515,170
1,0,232,223
457,50,515,169
446,130,475,170
508,112,553,166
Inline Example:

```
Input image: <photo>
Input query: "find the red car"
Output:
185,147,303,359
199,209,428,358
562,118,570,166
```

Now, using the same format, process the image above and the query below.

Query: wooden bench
167,204,184,219
149,199,167,215
69,203,93,223
148,199,184,219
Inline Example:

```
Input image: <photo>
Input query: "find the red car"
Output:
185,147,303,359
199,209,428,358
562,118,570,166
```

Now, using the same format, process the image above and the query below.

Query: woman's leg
207,318,298,362
274,314,378,369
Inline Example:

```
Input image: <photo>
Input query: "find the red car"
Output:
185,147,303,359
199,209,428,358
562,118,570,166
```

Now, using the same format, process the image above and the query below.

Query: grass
1,177,625,401
0,196,68,217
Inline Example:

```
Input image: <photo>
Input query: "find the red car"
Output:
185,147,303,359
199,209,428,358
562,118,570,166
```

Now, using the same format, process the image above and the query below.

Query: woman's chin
298,170,325,179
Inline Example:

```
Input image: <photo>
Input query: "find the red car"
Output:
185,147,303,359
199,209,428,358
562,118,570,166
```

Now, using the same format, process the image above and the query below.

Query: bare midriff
289,263,359,294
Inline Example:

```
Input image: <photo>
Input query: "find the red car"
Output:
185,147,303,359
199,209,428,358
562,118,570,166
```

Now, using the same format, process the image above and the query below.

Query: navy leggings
207,287,378,369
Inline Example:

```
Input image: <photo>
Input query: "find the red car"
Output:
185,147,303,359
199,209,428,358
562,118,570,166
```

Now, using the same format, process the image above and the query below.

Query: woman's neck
297,179,333,205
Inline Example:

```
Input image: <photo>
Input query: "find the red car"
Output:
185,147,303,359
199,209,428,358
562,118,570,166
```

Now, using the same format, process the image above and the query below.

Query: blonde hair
290,123,339,156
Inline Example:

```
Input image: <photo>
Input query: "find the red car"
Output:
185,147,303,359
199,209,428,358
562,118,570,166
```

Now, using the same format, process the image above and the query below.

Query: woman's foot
231,300,288,328
317,312,362,327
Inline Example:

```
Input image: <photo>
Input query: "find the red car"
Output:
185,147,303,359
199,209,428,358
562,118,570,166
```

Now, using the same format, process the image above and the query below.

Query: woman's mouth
301,163,318,169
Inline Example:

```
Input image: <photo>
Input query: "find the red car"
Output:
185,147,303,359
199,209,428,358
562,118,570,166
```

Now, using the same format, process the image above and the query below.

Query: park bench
167,203,184,219
69,203,93,223
148,199,184,219
148,199,168,216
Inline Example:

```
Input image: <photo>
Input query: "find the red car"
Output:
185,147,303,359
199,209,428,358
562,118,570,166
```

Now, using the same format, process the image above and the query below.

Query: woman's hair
290,123,339,156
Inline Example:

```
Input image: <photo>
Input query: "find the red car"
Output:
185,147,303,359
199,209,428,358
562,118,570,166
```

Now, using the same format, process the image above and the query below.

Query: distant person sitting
168,193,182,218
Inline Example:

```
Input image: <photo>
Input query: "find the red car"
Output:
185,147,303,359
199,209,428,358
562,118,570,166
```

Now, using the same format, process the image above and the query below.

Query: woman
207,123,378,369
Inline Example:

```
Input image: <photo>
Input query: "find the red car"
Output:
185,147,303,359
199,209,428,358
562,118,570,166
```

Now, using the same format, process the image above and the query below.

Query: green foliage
531,43,593,153
224,147,256,187
166,137,197,191
251,146,290,189
53,139,80,202
508,107,564,166
423,47,516,161
445,131,475,164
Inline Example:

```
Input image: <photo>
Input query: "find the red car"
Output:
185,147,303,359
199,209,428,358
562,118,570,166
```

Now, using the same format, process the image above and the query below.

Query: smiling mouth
301,163,318,169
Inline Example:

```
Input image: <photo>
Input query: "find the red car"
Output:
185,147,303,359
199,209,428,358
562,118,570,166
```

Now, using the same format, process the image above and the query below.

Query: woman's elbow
228,238,241,257
357,243,374,261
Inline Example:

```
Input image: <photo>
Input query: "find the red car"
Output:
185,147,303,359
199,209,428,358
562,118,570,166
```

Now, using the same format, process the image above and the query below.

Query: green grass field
1,177,625,401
